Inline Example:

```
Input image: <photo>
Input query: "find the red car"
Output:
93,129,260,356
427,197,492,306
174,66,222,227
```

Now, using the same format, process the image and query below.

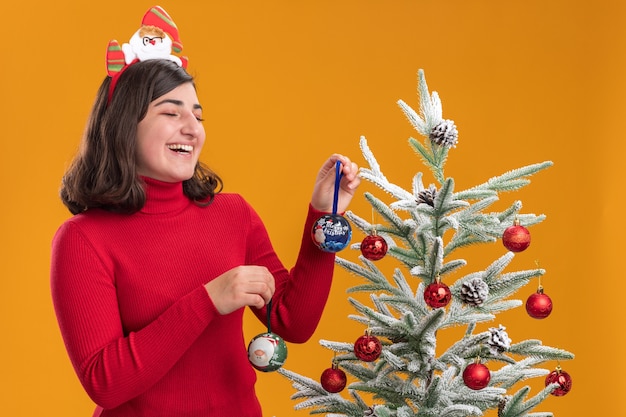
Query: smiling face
136,82,205,182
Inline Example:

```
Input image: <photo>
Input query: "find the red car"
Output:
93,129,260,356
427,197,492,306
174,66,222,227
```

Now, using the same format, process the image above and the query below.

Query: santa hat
141,6,183,53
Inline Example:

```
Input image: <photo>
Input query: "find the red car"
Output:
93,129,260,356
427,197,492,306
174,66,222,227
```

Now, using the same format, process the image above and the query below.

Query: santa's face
314,227,326,244
131,26,173,60
248,337,275,367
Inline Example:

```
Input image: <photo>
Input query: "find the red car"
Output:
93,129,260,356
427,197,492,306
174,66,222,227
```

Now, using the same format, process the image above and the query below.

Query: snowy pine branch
508,340,574,362
498,384,558,417
461,162,553,195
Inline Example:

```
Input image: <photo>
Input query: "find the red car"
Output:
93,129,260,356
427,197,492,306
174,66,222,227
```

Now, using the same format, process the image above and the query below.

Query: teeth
167,144,193,152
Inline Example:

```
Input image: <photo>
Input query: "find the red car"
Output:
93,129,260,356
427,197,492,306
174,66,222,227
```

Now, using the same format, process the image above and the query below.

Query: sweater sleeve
50,221,218,409
244,201,336,343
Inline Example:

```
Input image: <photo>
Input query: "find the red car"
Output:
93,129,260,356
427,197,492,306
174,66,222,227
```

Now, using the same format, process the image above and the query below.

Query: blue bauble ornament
311,214,352,253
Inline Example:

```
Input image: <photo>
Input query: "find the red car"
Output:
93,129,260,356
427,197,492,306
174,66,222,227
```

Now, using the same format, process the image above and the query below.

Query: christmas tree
277,69,574,417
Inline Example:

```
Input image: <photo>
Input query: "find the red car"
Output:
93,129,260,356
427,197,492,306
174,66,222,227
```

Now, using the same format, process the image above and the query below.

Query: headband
105,5,188,104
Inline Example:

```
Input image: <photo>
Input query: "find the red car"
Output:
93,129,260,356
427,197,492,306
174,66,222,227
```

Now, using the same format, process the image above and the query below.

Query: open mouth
167,144,193,155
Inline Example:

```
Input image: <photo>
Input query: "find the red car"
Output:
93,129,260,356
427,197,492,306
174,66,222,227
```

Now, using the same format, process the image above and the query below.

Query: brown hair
60,60,222,215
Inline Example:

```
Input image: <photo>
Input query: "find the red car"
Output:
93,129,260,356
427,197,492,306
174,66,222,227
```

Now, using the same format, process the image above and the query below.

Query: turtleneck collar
140,177,191,215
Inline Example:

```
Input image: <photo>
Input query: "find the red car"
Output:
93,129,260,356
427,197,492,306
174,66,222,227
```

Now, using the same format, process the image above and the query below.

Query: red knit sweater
50,178,336,416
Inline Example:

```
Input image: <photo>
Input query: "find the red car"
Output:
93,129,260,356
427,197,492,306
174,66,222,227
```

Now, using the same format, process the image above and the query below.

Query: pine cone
498,396,510,417
417,185,437,207
363,406,377,416
488,325,512,354
429,119,458,148
460,278,489,306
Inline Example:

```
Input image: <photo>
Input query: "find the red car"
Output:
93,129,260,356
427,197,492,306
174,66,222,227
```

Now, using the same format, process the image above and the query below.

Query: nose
181,112,203,138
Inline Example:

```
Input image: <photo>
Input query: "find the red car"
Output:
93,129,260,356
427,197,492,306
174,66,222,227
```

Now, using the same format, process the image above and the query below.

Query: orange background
1,1,624,416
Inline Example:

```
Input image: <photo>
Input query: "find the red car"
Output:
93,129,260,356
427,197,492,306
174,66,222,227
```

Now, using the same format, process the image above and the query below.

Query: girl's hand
310,154,360,213
204,266,275,315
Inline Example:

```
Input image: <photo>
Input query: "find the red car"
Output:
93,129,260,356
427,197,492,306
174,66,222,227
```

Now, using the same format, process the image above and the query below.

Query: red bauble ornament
424,281,452,308
320,363,347,393
545,366,572,396
502,219,531,252
360,234,388,261
463,362,491,390
353,331,382,362
526,287,553,319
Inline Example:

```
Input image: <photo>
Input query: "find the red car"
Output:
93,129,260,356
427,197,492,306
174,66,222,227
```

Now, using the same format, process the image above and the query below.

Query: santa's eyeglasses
142,36,164,46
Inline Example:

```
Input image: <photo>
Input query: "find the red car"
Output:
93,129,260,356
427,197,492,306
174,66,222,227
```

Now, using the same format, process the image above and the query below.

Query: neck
140,177,190,214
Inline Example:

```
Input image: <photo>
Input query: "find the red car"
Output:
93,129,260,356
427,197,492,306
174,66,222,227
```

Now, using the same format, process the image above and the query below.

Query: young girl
51,7,360,417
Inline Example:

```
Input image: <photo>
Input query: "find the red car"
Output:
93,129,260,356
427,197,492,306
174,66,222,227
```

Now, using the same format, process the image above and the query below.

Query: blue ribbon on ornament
332,160,343,215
